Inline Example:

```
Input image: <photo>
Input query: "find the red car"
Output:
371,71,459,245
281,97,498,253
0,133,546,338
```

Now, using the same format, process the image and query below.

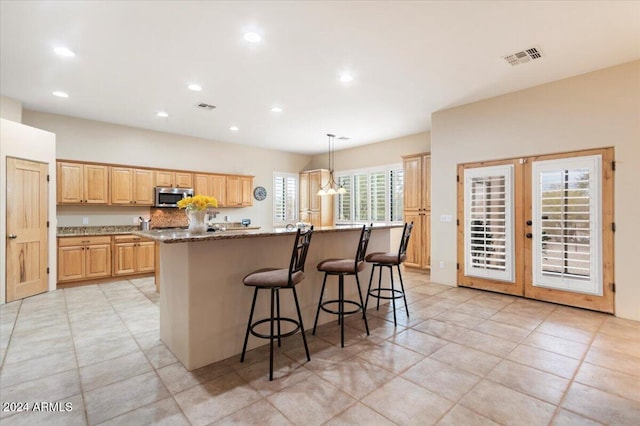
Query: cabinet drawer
113,234,152,243
58,236,112,247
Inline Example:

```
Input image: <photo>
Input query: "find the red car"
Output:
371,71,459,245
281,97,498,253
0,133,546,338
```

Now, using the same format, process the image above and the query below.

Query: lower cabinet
113,235,155,276
58,236,112,282
57,234,154,284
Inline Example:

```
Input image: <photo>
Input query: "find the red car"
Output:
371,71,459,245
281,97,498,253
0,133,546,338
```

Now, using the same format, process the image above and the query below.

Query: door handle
526,233,532,239
8,234,17,239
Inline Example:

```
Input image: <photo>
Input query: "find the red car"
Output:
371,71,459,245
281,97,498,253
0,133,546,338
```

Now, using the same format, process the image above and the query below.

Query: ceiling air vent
195,103,216,110
503,47,543,66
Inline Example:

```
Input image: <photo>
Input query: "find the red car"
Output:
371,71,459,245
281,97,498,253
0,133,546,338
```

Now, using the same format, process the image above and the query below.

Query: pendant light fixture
317,133,348,196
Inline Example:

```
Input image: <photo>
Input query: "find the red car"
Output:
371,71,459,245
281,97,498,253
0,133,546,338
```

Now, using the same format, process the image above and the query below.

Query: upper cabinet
226,176,253,207
194,173,228,207
111,167,154,205
57,161,109,204
155,170,193,188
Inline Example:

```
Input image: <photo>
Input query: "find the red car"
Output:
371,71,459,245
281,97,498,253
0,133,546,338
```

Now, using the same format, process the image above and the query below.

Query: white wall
307,131,430,171
0,118,57,304
431,60,640,320
23,111,311,228
0,96,22,123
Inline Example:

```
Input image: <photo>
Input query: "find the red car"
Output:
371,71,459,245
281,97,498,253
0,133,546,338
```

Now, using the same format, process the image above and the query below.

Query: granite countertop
134,223,402,244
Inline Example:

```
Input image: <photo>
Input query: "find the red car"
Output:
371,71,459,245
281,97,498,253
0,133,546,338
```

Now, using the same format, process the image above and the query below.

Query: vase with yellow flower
177,195,218,234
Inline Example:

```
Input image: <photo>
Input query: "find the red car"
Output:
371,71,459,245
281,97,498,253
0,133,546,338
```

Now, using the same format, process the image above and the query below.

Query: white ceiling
1,1,639,154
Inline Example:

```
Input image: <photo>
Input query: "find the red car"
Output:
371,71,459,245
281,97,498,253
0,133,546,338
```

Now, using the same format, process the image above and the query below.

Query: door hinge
456,263,460,270
47,221,50,228
610,282,616,293
456,219,460,226
46,267,50,274
612,161,616,171
612,223,616,232
47,174,50,182
456,175,460,182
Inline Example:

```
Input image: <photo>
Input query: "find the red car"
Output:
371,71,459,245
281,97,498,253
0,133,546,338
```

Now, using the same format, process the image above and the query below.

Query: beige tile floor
1,271,639,425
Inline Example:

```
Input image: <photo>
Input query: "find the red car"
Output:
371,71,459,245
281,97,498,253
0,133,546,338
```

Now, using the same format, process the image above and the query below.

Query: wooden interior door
6,157,49,302
458,148,614,313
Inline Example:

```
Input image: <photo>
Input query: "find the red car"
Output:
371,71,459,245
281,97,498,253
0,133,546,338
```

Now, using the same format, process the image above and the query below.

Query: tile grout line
0,299,22,372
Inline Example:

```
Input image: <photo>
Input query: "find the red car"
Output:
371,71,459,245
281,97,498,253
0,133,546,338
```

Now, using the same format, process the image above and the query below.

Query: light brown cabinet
299,169,334,227
57,162,109,204
403,153,431,270
111,167,154,205
57,236,112,282
194,173,228,206
112,235,155,276
226,176,253,207
155,170,193,188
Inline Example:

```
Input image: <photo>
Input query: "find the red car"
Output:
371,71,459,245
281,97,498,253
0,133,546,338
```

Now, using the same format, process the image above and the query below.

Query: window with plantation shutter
335,164,403,223
273,173,298,224
464,165,515,282
532,155,602,295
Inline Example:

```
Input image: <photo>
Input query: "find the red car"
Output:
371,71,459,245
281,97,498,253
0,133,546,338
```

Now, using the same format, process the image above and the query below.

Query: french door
458,148,614,313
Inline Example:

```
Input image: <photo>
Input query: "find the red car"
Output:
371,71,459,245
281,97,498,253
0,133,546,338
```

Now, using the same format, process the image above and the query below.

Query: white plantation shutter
390,169,404,222
370,171,386,222
354,173,369,221
464,165,515,282
273,173,298,224
532,155,602,295
337,175,352,221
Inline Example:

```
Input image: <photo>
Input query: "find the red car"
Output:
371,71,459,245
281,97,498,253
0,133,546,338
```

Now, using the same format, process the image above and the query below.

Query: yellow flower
177,194,218,211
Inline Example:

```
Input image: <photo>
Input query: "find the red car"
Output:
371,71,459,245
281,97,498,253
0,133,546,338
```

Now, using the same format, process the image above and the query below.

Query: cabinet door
422,155,431,210
175,172,193,188
423,212,431,269
86,244,111,278
133,169,154,205
403,156,422,211
113,243,136,275
308,172,322,211
309,211,321,227
210,175,226,206
403,211,422,268
193,174,210,196
226,176,240,206
58,246,85,281
299,173,310,212
84,164,109,204
240,176,253,206
111,167,133,204
136,242,155,273
155,170,174,187
57,162,83,204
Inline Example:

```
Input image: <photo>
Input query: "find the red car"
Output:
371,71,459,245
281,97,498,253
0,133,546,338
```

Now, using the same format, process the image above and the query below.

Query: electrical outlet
439,261,445,269
82,216,89,225
133,216,139,224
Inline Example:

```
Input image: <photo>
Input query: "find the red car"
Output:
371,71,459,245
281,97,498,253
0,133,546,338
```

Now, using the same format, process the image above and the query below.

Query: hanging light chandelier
317,133,347,196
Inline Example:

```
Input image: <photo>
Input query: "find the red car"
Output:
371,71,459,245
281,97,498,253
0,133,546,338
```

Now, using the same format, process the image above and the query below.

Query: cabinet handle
82,240,89,243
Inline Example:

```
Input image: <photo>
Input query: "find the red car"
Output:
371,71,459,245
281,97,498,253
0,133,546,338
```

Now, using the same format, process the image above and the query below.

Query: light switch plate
82,216,89,225
440,215,453,222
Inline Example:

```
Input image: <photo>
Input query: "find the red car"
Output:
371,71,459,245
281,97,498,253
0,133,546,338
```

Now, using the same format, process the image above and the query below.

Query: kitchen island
135,224,400,370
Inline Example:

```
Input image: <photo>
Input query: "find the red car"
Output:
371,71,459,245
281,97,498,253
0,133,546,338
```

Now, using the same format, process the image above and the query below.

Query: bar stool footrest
249,317,301,340
368,288,405,300
320,299,363,316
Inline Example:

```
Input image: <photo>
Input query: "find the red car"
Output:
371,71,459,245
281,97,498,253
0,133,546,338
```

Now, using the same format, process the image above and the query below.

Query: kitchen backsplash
150,208,188,228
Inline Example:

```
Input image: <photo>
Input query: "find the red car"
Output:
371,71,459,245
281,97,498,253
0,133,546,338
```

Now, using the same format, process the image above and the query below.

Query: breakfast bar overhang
136,225,400,370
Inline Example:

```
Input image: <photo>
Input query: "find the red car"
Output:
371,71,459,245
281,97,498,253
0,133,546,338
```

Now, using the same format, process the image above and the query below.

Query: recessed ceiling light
271,106,283,113
244,32,262,43
52,91,69,98
229,126,239,131
157,111,169,118
53,47,75,57
339,73,354,83
188,84,202,92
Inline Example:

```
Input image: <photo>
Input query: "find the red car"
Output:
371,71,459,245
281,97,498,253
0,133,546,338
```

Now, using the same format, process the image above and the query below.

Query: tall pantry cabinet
403,153,431,270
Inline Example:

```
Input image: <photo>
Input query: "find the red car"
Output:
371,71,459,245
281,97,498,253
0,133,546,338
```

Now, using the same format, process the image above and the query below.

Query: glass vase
186,208,207,234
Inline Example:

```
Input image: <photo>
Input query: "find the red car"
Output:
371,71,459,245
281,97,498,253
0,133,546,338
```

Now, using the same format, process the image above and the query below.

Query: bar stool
240,227,314,380
313,224,372,348
364,222,413,326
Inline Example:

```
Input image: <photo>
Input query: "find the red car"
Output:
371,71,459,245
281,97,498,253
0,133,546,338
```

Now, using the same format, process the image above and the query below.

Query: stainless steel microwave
154,187,194,208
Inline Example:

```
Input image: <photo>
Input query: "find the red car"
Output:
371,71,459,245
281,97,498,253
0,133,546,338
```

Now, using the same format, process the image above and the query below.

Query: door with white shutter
458,148,614,313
